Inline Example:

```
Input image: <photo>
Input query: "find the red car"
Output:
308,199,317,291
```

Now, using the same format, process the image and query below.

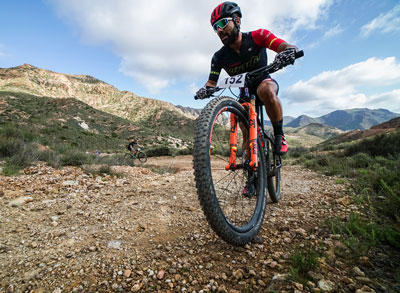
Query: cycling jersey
127,141,138,151
209,29,285,84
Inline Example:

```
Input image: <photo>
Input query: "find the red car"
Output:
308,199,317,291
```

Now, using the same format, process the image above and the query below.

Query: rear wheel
193,96,267,246
124,153,135,166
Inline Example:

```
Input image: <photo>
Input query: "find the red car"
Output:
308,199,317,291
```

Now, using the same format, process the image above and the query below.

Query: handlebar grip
295,50,304,59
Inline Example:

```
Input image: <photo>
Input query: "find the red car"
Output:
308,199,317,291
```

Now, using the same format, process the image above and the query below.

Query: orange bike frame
225,100,258,171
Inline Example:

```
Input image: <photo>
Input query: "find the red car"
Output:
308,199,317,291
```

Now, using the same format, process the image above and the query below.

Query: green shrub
146,146,173,157
61,150,92,166
287,146,309,158
288,247,319,284
38,150,61,168
345,131,400,157
2,144,40,175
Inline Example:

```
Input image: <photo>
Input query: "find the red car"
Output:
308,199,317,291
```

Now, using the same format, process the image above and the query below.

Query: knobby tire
193,96,267,246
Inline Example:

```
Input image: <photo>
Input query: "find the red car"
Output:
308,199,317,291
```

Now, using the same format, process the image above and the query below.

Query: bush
61,150,92,166
2,144,40,175
287,146,309,158
146,146,173,157
38,150,61,168
345,131,400,157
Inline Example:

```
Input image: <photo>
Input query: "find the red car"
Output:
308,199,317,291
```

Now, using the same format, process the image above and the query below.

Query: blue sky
1,0,399,117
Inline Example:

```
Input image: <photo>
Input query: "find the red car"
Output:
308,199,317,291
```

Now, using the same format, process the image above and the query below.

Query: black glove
194,86,209,100
274,47,297,66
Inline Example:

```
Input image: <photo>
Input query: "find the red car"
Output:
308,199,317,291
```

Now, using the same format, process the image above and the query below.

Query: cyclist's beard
221,26,239,46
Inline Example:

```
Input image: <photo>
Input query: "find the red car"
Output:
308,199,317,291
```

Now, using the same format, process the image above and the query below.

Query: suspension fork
225,100,258,171
225,113,238,170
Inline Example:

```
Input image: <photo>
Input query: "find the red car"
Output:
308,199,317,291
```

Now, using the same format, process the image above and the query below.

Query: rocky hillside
288,123,344,140
0,64,197,144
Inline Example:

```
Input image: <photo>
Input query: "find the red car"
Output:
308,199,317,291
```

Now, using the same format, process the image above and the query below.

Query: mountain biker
127,137,139,156
194,2,298,158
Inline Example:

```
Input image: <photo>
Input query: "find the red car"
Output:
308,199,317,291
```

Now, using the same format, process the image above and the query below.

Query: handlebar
206,49,304,97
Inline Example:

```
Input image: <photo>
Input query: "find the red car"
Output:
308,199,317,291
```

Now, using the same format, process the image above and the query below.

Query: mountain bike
193,50,304,246
124,148,147,165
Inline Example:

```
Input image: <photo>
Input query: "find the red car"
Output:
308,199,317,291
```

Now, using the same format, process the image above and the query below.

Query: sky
1,0,400,118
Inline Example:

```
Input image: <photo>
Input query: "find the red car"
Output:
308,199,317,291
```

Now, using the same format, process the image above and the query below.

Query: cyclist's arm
251,29,297,53
276,42,298,53
205,80,217,87
207,54,221,86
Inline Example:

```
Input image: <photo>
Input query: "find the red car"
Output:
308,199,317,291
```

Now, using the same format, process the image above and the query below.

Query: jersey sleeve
251,29,285,52
208,54,222,82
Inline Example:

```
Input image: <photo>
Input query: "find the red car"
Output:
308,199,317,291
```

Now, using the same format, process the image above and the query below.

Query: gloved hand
194,86,209,100
274,47,297,66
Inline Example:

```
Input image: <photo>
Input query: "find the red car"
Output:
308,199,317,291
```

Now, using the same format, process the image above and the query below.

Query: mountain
291,123,344,139
0,64,197,150
175,105,202,120
264,115,295,126
322,116,400,145
318,108,400,130
285,115,322,128
285,108,399,130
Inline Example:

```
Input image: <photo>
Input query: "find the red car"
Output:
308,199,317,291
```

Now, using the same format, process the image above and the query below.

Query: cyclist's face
217,18,239,46
216,20,233,44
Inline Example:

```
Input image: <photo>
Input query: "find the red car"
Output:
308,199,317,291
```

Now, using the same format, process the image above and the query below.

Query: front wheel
193,96,267,246
137,151,147,163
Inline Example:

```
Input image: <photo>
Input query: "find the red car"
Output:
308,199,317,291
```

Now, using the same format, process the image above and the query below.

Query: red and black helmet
210,2,242,25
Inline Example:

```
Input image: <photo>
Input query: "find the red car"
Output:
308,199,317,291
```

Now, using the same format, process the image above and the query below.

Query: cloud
49,0,332,93
361,4,400,37
323,24,343,38
283,57,400,115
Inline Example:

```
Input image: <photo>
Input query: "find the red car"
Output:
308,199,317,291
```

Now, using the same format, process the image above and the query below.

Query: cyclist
195,1,298,157
127,137,139,156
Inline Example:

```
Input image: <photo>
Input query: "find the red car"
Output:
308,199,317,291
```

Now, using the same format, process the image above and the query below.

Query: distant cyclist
195,1,299,156
127,137,140,156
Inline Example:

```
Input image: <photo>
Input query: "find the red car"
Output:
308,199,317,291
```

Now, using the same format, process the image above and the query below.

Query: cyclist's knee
257,82,279,105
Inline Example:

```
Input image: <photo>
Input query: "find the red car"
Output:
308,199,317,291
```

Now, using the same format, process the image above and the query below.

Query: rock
257,279,266,286
251,235,264,244
336,196,352,206
272,273,287,281
232,269,244,280
318,279,335,292
123,269,132,278
107,240,121,250
8,196,33,207
157,269,165,280
294,282,303,290
342,276,354,284
307,271,324,282
353,266,365,277
62,180,79,186
355,285,376,293
356,277,372,284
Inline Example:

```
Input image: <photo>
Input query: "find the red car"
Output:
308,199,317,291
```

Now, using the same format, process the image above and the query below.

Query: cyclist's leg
256,78,288,155
256,78,281,122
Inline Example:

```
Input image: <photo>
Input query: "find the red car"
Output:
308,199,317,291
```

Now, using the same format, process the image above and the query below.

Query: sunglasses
213,18,232,32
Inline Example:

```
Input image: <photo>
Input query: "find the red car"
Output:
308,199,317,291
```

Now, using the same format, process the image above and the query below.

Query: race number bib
218,73,247,88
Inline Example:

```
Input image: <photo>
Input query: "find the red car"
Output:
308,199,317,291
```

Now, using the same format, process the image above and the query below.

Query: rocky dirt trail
0,155,388,292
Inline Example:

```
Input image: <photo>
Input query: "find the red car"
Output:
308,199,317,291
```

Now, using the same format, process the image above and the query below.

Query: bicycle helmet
210,2,242,25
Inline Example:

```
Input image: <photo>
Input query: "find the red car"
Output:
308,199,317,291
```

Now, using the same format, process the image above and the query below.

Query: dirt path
0,156,385,292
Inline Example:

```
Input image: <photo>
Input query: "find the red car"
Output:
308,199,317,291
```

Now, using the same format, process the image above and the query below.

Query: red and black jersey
209,29,285,82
